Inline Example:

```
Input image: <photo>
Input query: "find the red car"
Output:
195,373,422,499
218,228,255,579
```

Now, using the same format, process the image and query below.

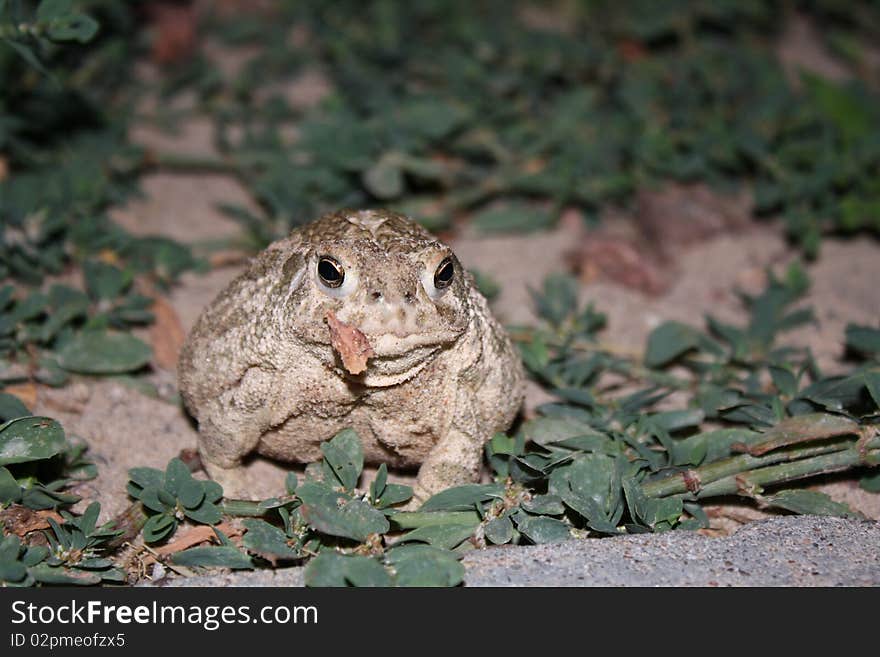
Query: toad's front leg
412,419,486,506
196,367,274,499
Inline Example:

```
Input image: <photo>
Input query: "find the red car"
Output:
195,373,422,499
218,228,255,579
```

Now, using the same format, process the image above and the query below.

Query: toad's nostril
370,291,382,301
404,291,416,304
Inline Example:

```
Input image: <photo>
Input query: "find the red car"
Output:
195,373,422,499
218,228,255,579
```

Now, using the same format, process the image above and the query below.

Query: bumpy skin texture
178,209,524,503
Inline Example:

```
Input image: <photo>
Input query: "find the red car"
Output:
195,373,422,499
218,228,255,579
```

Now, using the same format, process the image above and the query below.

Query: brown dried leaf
147,2,199,66
568,234,672,296
636,183,753,254
150,521,241,559
0,156,8,182
0,505,64,538
149,295,186,371
325,311,375,375
178,448,202,473
3,382,38,410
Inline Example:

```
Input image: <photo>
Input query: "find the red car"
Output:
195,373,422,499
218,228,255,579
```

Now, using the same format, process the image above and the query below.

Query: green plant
0,397,94,510
36,501,125,583
0,533,48,587
1,2,196,378
145,2,880,256
127,458,224,543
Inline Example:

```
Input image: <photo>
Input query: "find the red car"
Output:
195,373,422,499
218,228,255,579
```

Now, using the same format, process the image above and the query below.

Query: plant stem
641,437,863,498
388,511,482,529
641,437,880,499
218,499,269,517
696,444,880,498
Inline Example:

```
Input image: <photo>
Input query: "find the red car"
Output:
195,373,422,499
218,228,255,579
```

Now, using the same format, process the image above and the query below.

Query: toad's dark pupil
318,257,344,287
434,258,454,289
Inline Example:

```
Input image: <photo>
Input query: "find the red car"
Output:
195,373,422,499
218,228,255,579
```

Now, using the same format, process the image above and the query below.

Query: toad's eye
433,257,455,289
317,256,344,288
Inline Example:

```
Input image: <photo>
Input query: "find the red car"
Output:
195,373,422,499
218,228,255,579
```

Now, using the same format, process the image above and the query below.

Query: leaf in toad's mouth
325,311,375,375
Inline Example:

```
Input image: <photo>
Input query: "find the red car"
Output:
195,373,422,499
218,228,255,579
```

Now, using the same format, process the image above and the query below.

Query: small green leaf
57,331,152,374
0,467,21,504
320,428,363,491
36,0,72,22
419,483,504,511
622,478,682,531
47,13,99,43
0,393,30,422
183,503,222,526
178,479,205,509
164,458,192,497
171,546,254,569
83,261,131,301
374,483,413,509
472,203,554,234
142,513,176,543
369,463,387,502
515,514,571,544
203,480,223,503
396,99,467,140
645,321,702,367
803,73,873,142
521,416,610,448
385,545,464,587
241,519,300,560
670,428,762,466
483,516,514,544
521,494,565,516
649,409,705,433
305,551,392,587
860,471,880,493
761,490,862,518
297,481,389,541
0,559,28,585
399,523,476,550
29,563,101,585
0,416,66,466
769,364,798,397
846,324,880,357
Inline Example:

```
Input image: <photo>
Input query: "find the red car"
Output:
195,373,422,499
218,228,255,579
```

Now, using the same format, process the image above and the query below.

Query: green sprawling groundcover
2,265,878,587
1,1,879,586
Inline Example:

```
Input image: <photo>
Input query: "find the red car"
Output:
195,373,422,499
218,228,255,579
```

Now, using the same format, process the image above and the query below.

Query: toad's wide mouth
323,310,463,385
328,342,443,388
342,333,454,384
365,330,460,357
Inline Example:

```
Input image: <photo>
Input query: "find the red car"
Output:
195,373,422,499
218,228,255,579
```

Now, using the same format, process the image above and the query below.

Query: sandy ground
158,515,880,587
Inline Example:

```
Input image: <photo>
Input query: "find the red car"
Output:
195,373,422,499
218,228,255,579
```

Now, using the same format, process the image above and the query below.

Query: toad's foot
408,427,484,509
201,460,258,500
